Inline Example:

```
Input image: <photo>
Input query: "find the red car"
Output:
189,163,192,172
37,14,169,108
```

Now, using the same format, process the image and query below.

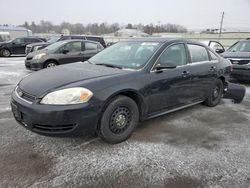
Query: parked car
202,40,225,54
0,37,46,57
11,39,245,143
25,40,104,70
25,35,106,54
220,39,250,81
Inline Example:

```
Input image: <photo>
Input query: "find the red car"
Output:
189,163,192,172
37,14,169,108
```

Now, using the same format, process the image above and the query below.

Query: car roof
120,38,208,46
61,39,100,44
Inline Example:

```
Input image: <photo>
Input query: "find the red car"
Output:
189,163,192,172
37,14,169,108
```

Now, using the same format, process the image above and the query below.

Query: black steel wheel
205,79,224,107
99,95,139,144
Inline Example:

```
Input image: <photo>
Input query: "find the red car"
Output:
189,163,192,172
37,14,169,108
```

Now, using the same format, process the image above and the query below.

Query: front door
146,43,196,115
58,41,83,64
11,38,26,54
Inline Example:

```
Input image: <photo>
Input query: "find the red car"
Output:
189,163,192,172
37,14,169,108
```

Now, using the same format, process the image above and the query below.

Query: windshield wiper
95,63,123,69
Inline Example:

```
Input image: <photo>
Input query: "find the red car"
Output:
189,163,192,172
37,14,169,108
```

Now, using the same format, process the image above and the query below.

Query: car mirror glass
215,49,224,54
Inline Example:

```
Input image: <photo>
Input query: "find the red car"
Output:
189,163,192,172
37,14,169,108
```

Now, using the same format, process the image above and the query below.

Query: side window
60,41,82,53
188,44,209,63
209,50,218,60
157,43,187,67
13,38,25,44
72,36,86,40
26,38,41,43
60,36,71,41
85,42,98,50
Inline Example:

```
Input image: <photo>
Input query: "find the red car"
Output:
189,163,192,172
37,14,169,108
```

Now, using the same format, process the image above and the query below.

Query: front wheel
205,79,224,107
44,60,57,68
98,96,139,144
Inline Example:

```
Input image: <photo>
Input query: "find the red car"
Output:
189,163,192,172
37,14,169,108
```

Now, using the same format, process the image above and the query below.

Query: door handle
210,66,217,71
182,71,190,77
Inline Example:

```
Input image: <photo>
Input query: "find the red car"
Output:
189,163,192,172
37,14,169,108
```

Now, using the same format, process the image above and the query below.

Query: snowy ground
0,57,250,188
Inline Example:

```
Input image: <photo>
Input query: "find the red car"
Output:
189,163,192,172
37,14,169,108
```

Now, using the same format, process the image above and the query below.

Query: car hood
19,62,128,97
26,49,48,58
221,51,250,59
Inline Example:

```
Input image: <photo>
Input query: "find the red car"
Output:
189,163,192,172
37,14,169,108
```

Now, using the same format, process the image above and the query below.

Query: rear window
85,42,98,50
86,36,105,45
188,44,209,63
26,38,42,43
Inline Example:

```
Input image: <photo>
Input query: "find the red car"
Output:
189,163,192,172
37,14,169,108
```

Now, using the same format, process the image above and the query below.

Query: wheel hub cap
110,107,131,134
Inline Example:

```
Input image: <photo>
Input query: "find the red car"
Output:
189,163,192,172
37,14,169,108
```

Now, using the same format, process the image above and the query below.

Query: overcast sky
1,0,250,30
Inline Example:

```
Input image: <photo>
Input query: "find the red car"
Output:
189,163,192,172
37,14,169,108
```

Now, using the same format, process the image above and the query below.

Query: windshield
47,36,60,43
228,41,250,52
45,41,66,51
89,41,160,69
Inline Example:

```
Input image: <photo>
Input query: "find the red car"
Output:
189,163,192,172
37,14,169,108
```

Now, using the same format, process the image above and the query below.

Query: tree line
20,21,188,35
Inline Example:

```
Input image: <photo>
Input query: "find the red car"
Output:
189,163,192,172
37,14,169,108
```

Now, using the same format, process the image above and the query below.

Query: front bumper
25,58,44,71
11,91,101,137
231,65,250,81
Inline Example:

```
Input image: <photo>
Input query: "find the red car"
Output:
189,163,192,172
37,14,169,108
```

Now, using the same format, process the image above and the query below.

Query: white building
0,26,32,39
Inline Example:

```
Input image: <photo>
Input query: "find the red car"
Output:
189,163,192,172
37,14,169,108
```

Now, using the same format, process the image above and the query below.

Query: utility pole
219,12,224,37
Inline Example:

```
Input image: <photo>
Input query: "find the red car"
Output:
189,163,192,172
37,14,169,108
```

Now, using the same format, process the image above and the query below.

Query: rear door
82,42,101,61
187,43,218,100
57,41,83,64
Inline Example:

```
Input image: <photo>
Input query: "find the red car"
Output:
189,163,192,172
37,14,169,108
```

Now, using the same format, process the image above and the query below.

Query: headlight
33,53,46,60
40,87,93,105
34,46,42,51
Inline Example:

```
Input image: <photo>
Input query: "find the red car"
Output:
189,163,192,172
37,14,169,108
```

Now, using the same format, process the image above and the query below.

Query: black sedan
0,37,45,57
221,39,250,81
11,39,245,144
25,40,104,70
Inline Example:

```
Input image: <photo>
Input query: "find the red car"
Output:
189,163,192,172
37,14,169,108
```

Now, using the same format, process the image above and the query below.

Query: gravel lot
0,57,250,188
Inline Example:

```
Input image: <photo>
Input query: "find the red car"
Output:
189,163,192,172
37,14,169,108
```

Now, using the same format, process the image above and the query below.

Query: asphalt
0,57,250,188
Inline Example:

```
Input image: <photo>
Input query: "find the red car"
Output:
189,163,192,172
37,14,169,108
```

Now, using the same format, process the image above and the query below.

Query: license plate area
11,103,22,120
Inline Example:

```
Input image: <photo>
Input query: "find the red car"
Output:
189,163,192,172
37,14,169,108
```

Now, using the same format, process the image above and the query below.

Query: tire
1,49,11,57
99,95,139,144
44,60,57,68
205,79,224,107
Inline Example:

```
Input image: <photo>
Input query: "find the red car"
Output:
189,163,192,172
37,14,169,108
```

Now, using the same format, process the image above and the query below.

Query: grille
25,46,32,54
16,87,36,103
33,124,77,133
229,59,250,65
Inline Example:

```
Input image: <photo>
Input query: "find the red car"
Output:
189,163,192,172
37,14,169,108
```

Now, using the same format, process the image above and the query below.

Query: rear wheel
98,96,139,144
1,49,11,57
44,60,57,68
205,79,224,107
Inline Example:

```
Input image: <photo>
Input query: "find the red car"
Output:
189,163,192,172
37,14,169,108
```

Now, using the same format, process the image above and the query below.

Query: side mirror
12,42,15,45
155,63,176,72
62,49,69,54
215,49,224,54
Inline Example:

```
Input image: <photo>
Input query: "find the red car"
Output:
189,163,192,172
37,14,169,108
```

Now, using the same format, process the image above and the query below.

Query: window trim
150,42,189,72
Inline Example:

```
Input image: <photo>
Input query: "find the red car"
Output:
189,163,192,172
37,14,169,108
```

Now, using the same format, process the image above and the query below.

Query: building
0,25,32,39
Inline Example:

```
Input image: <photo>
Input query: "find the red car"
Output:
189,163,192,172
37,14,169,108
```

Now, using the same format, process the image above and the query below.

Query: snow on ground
0,57,250,187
